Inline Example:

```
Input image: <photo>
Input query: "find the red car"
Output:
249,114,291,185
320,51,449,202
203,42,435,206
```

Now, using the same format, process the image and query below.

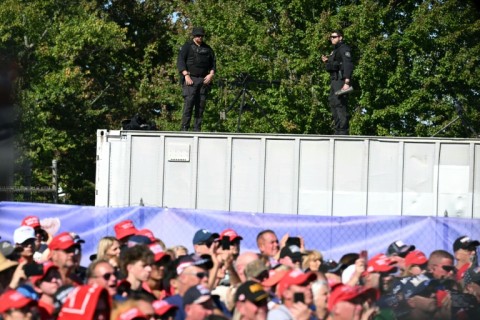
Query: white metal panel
197,137,229,210
437,144,471,218
230,138,263,213
367,140,402,215
332,140,368,216
107,134,131,207
474,145,480,218
230,138,265,212
264,139,296,214
163,137,195,208
130,136,164,206
403,143,435,216
298,140,331,215
95,130,111,206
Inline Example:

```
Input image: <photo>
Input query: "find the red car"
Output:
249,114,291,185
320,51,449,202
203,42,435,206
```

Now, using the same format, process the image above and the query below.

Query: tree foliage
0,0,479,203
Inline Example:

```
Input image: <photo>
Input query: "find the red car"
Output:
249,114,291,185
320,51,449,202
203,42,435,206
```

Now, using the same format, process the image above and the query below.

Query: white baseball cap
13,226,35,244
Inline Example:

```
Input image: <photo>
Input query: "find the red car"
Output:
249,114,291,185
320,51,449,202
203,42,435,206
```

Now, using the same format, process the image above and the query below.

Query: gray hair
311,279,329,300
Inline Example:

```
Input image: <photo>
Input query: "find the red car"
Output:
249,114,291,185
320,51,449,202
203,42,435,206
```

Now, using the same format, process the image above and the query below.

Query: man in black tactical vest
177,27,216,132
322,30,354,135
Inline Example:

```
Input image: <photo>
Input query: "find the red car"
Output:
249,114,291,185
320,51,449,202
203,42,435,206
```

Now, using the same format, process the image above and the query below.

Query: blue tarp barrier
1,202,479,266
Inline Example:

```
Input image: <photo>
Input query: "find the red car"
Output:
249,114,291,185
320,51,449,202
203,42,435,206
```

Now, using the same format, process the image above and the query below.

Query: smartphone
23,262,44,277
293,292,305,303
286,237,301,248
360,250,368,261
221,236,230,250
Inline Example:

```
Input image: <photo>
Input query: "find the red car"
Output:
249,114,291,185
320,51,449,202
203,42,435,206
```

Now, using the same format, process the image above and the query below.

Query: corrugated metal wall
95,130,480,218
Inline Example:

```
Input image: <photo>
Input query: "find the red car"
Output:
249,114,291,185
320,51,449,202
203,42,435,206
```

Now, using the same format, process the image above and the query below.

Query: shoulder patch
345,51,351,58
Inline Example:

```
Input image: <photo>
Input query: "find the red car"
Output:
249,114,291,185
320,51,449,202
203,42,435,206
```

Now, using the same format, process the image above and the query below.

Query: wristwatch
183,71,190,76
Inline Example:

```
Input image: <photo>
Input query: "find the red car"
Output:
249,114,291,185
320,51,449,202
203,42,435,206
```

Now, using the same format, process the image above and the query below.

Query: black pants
181,76,210,131
328,79,349,135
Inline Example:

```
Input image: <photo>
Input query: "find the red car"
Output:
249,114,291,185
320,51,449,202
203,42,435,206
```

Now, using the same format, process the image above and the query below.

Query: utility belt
330,70,343,81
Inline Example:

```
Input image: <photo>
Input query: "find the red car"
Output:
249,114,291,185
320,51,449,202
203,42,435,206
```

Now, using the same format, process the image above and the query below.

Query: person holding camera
321,30,354,135
177,26,216,132
267,269,316,320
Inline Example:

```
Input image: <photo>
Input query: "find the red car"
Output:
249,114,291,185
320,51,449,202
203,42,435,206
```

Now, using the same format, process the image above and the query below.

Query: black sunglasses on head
330,35,339,39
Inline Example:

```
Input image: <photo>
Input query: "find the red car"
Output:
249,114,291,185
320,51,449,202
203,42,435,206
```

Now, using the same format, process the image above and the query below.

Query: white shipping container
95,130,480,218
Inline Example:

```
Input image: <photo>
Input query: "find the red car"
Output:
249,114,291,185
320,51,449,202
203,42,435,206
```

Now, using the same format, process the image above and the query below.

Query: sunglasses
198,241,213,248
441,265,456,273
43,272,61,283
330,35,339,39
19,239,36,247
63,246,78,254
95,272,114,281
184,271,208,279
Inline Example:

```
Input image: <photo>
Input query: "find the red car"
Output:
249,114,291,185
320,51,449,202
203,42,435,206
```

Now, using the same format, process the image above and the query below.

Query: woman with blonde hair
96,236,121,270
302,249,323,272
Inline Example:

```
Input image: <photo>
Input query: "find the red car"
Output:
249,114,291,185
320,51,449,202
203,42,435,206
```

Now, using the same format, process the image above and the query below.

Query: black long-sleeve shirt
177,40,216,77
325,41,353,80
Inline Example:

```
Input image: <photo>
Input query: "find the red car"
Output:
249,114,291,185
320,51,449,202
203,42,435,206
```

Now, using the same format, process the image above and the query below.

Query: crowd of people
0,215,480,319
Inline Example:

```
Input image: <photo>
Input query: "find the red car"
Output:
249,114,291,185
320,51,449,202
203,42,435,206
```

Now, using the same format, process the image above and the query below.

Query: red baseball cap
277,269,317,297
58,285,111,320
262,269,289,287
152,300,178,316
114,220,137,240
29,261,59,285
328,284,379,311
149,243,170,263
49,232,77,251
219,228,243,241
366,253,397,273
21,216,41,228
0,290,35,313
137,229,156,242
404,250,428,267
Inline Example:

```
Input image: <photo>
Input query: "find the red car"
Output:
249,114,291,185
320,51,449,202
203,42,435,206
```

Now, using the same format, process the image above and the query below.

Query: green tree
172,0,479,136
0,0,175,203
2,0,479,204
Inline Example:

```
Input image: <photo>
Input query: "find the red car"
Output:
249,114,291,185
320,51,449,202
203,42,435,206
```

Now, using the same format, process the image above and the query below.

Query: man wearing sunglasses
426,250,455,280
164,254,213,320
321,30,354,135
30,261,62,319
87,259,118,297
177,26,216,132
48,232,83,286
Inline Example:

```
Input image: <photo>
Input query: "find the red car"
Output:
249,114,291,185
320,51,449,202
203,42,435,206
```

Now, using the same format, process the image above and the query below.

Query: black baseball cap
183,284,211,305
387,240,415,258
192,27,206,37
453,236,480,252
235,280,268,305
176,253,213,275
279,245,306,263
